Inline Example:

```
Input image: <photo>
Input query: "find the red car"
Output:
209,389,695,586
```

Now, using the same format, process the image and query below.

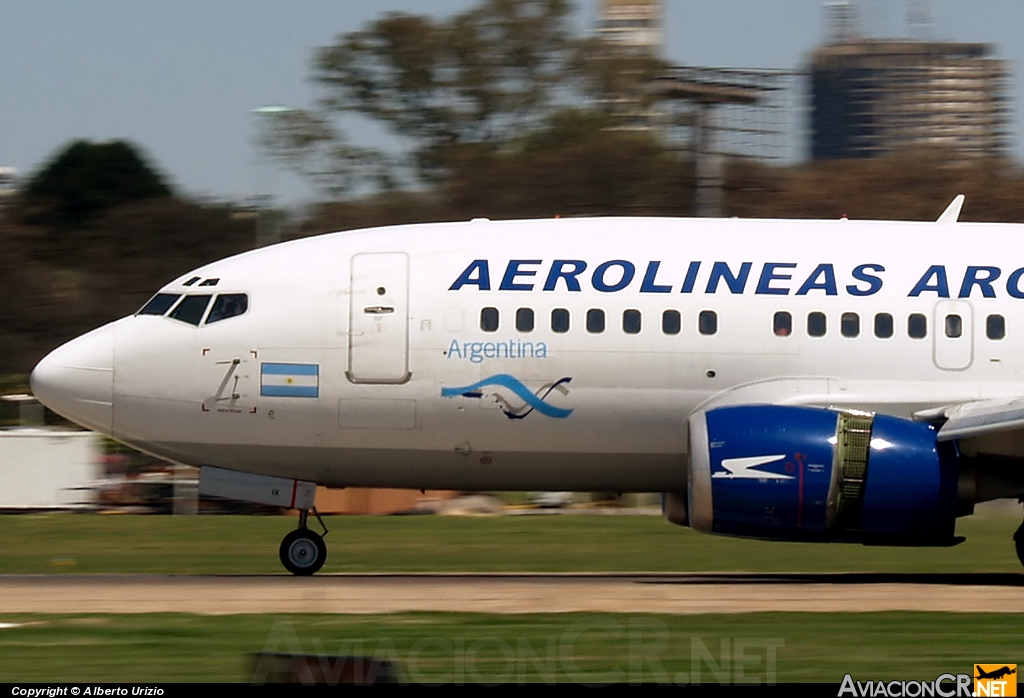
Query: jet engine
682,405,961,545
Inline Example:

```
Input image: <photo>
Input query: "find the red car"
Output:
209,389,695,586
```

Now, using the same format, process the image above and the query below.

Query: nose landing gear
1014,521,1024,569
280,509,328,576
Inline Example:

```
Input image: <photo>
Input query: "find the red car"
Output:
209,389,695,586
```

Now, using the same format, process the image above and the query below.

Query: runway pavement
2,572,1024,614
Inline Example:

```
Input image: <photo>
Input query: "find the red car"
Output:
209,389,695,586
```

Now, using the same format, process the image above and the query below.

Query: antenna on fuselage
937,194,965,224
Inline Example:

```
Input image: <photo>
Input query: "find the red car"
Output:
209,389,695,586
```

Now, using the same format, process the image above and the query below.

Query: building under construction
598,0,662,51
810,40,1010,160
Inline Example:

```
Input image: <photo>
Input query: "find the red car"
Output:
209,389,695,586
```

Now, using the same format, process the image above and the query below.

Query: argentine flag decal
260,362,319,398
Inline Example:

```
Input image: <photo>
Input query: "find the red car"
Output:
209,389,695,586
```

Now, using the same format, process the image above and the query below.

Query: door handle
364,305,395,314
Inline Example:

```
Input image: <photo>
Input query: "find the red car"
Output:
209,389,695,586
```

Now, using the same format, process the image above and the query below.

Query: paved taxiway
2,573,1023,614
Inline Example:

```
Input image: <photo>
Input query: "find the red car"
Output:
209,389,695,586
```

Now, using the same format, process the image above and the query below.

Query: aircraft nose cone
30,323,115,434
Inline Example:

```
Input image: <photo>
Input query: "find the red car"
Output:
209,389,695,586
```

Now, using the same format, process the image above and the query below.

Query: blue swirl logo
441,374,573,420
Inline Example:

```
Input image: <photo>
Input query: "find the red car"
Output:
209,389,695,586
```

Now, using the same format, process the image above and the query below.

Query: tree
21,140,171,227
259,0,671,197
256,109,387,197
439,109,694,219
314,0,576,180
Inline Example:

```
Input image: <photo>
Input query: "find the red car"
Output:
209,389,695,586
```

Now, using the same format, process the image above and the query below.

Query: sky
1,1,1022,207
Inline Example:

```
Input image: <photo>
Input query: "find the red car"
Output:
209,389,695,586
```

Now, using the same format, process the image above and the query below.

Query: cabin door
932,300,973,371
347,252,411,384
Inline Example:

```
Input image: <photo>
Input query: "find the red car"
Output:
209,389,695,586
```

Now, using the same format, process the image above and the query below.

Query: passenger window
874,313,894,339
987,314,1005,340
168,294,212,326
944,314,963,338
623,309,641,334
586,308,605,334
773,311,792,337
662,310,681,335
698,310,717,335
807,312,827,337
138,293,181,316
206,294,249,324
908,313,927,339
480,307,499,332
841,312,860,338
516,307,535,333
551,308,570,333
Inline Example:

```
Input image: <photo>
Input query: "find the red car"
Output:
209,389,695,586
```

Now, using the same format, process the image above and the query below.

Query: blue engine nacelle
685,405,960,545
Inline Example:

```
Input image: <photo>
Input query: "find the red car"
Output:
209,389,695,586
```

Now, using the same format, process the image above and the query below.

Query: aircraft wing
915,398,1024,441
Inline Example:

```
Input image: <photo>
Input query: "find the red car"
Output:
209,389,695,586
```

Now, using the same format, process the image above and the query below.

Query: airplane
28,194,1024,575
975,666,1016,681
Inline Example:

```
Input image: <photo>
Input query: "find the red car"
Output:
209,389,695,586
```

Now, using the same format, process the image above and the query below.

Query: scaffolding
595,1,796,217
653,67,798,217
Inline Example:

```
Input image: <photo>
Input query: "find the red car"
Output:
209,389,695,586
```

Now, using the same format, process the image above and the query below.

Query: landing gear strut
280,508,328,576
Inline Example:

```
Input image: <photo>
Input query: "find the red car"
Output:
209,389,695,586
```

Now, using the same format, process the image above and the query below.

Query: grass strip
0,612,1017,683
0,510,1021,574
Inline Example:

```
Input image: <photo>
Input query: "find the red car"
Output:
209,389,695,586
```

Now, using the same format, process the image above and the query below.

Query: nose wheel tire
280,529,327,576
1015,523,1024,568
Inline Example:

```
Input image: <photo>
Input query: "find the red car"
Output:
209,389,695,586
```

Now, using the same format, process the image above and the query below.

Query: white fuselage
30,217,1024,492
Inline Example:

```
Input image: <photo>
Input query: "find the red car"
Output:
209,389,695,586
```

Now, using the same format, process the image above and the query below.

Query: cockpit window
168,294,212,326
137,293,181,316
205,294,249,324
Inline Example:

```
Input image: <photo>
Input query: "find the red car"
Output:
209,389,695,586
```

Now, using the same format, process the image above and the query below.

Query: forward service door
347,252,411,384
